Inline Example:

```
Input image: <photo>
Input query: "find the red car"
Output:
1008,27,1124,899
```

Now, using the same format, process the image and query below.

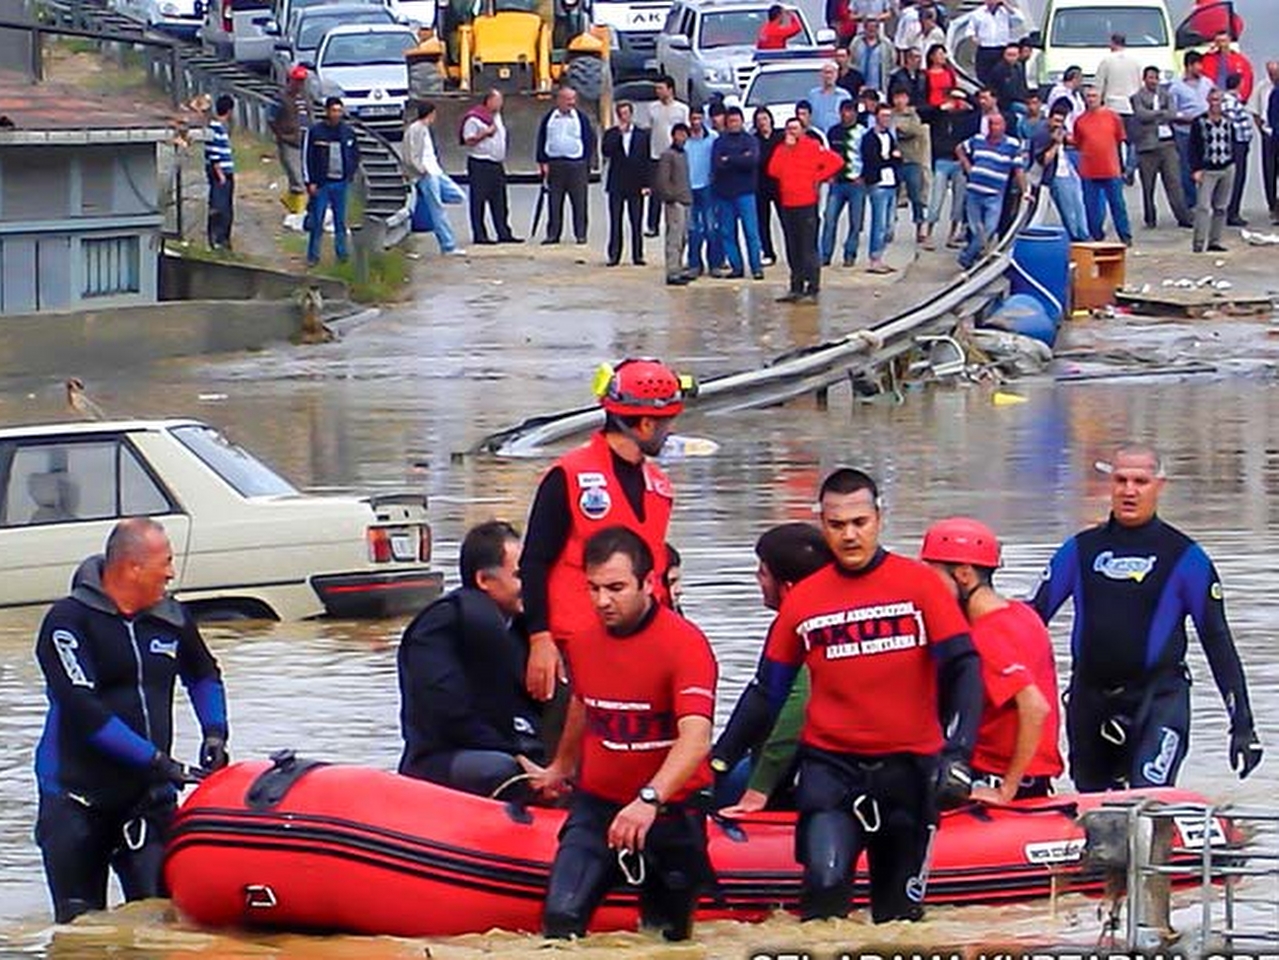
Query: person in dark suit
535,85,596,244
602,101,653,266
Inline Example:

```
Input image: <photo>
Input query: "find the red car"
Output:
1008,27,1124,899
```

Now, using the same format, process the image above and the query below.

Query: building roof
0,70,176,145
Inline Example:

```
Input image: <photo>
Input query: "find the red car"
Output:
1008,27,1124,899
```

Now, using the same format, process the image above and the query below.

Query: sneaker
761,255,777,267
752,271,765,280
445,248,468,256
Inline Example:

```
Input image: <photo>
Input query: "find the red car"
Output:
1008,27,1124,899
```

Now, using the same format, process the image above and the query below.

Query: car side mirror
815,27,836,45
668,34,690,50
262,19,280,34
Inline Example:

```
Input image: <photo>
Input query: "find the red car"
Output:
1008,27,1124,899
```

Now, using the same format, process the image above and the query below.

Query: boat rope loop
617,849,646,886
852,794,881,833
488,772,535,800
1100,718,1128,747
122,817,147,852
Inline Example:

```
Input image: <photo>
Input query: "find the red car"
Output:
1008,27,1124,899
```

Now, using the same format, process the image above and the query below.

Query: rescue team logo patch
150,637,178,659
796,602,927,660
576,472,612,520
1092,551,1158,583
583,696,676,752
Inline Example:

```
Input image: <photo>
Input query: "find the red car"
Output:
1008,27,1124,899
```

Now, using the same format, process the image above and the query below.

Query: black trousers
794,746,937,923
206,167,234,248
1262,133,1278,216
467,157,515,242
646,173,663,232
1227,139,1250,221
1066,671,1191,792
607,190,645,263
37,788,175,923
1138,142,1192,226
544,792,711,941
757,189,780,260
546,158,589,242
974,46,1003,86
780,204,820,294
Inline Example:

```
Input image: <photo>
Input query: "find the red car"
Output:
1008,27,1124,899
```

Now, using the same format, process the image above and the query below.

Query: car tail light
419,524,432,563
221,0,233,34
367,527,392,563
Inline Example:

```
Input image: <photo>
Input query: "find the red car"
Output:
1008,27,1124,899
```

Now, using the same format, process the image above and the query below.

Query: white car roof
322,22,416,37
1047,0,1167,9
0,419,206,439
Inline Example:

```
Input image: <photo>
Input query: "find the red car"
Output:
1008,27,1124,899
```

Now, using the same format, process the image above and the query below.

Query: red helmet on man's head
289,64,309,81
597,358,685,418
920,517,1001,569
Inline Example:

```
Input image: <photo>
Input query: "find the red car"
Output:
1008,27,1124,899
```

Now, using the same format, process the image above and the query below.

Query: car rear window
746,68,822,107
321,30,416,65
170,425,298,497
300,9,391,48
1049,7,1168,48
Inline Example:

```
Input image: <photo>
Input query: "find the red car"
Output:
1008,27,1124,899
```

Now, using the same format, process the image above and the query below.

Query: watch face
640,786,660,804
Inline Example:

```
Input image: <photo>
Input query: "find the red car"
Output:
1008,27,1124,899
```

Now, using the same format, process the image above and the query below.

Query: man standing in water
34,518,228,922
536,527,717,941
520,358,687,703
750,468,983,922
1033,443,1263,791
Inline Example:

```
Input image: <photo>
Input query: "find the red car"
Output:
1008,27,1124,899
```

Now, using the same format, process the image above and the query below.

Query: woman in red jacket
767,117,843,303
925,43,959,108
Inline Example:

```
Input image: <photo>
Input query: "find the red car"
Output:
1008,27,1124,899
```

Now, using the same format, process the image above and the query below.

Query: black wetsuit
398,587,545,799
1032,515,1254,791
34,557,227,923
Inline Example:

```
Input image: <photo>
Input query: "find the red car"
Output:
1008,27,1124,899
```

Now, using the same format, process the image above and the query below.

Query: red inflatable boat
165,754,1226,937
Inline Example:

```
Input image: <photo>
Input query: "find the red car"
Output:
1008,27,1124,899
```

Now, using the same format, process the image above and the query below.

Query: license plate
390,530,416,562
498,66,511,79
360,105,399,117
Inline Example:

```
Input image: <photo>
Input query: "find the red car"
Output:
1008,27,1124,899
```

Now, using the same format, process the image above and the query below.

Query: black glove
934,754,973,810
1229,726,1263,780
200,733,229,772
150,752,198,786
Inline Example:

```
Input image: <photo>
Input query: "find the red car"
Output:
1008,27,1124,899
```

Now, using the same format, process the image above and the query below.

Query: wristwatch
638,785,661,806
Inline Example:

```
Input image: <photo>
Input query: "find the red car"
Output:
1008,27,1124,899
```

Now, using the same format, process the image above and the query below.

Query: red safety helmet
598,358,685,418
289,64,309,81
919,517,1001,569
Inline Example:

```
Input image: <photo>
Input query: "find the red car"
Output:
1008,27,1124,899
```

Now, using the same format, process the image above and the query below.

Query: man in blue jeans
685,108,720,275
822,99,866,266
860,104,901,274
710,107,764,280
1033,105,1089,240
302,97,361,267
956,112,1026,270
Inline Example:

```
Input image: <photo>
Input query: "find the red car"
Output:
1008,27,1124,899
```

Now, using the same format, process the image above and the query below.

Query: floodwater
2,236,1279,956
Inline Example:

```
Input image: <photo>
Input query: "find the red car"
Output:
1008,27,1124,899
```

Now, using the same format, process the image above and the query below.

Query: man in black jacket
602,101,652,266
302,96,361,266
34,518,228,923
398,521,545,800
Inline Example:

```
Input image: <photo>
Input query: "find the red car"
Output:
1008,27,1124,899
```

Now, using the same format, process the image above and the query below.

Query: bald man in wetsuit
1032,442,1263,792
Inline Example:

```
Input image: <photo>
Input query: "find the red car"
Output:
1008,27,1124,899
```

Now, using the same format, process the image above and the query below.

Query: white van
1033,0,1176,86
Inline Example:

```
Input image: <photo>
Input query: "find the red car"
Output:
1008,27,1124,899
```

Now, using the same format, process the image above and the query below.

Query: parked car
0,419,444,620
199,0,276,69
113,0,205,37
270,2,398,84
656,0,831,110
307,23,418,132
737,56,833,131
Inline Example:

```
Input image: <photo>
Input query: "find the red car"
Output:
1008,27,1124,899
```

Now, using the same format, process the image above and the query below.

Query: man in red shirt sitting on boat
919,518,1064,803
753,468,984,923
397,520,546,801
533,527,718,942
520,358,688,707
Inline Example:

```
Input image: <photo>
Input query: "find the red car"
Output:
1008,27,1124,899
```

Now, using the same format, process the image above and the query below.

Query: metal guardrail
1092,799,1279,956
24,0,414,247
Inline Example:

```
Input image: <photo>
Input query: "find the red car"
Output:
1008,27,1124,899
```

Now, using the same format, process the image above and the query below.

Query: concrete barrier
159,254,349,302
0,299,320,378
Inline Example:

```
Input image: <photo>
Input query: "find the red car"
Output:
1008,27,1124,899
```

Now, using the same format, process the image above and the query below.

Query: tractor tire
566,55,604,101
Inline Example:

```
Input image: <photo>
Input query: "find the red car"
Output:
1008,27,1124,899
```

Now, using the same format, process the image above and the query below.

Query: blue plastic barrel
986,293,1058,347
1007,226,1070,324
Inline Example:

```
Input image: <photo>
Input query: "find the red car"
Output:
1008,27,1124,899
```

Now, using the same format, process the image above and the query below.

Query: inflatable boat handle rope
488,772,537,801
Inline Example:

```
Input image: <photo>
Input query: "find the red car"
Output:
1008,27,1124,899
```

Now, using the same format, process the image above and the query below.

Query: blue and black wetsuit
1032,515,1253,791
33,557,227,923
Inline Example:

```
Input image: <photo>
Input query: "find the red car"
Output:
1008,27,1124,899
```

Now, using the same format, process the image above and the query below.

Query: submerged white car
0,419,443,621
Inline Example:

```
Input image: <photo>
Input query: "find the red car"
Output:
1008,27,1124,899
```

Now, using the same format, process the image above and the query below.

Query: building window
82,235,141,297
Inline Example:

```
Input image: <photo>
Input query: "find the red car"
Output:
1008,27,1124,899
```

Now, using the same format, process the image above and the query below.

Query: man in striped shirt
204,95,235,251
955,111,1025,270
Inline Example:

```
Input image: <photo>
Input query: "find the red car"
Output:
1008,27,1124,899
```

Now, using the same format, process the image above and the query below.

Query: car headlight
703,64,732,83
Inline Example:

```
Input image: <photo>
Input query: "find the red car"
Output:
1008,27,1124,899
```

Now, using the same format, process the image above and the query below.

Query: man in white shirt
1095,32,1143,182
462,89,520,245
405,102,464,256
1046,66,1085,136
644,76,690,236
966,0,1024,87
535,85,596,244
1249,60,1279,224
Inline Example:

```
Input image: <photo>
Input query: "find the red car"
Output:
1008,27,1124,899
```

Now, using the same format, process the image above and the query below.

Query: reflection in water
0,303,1277,957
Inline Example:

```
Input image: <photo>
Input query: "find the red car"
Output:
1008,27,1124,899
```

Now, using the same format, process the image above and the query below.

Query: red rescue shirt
765,551,970,756
970,601,1064,779
545,432,673,646
767,136,844,207
757,14,802,50
564,604,718,804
